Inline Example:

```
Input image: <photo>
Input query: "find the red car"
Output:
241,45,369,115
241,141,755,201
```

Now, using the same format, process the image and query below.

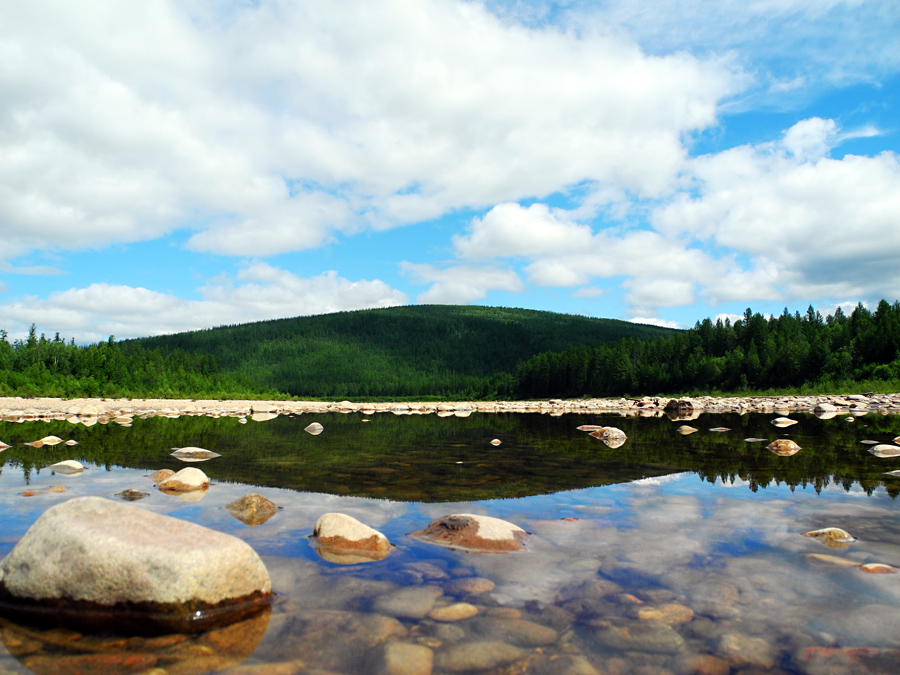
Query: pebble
374,586,444,619
444,577,495,595
434,641,527,672
716,633,774,668
591,621,686,654
375,641,434,675
636,603,694,625
428,603,478,622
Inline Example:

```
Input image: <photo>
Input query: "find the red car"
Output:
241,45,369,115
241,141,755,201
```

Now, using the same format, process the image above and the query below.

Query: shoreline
1,392,899,422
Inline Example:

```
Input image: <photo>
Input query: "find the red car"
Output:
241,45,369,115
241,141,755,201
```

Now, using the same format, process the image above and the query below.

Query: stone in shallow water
408,514,528,553
859,563,899,574
0,496,271,634
428,602,478,622
588,427,627,448
225,493,279,526
590,620,686,654
443,577,495,596
312,513,391,564
304,422,324,435
677,425,698,435
772,417,798,427
373,585,443,619
803,527,856,547
115,489,149,502
149,469,175,485
434,641,528,672
158,467,209,492
170,446,221,462
372,641,434,675
868,444,900,458
767,439,801,456
48,460,84,475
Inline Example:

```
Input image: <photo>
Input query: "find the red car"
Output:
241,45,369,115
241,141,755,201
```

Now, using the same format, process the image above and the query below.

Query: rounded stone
158,467,209,492
766,439,801,456
0,496,271,633
444,577,495,595
225,494,278,526
313,513,390,553
428,603,479,622
408,514,528,553
434,641,527,672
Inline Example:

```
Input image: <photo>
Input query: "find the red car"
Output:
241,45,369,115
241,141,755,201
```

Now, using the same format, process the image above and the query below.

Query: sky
0,0,898,343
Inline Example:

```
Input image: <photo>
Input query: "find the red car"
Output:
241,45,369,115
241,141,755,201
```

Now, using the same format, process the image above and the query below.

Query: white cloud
400,262,524,304
0,265,408,342
629,316,680,329
0,0,737,262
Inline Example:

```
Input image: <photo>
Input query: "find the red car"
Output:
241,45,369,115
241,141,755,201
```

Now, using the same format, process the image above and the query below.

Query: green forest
0,301,898,400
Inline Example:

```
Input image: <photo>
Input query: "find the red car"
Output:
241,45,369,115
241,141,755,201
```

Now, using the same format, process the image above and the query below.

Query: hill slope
134,305,676,398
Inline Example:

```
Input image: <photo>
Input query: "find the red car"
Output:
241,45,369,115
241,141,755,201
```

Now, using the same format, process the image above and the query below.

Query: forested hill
133,305,675,398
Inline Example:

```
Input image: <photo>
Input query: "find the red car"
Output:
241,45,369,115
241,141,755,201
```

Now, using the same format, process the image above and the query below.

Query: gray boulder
0,496,271,633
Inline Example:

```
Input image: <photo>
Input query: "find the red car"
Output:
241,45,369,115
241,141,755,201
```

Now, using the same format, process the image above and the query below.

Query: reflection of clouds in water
631,472,690,486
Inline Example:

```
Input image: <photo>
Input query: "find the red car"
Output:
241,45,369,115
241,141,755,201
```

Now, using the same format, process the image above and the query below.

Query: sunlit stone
868,444,900,458
158,467,209,492
251,412,278,422
490,439,502,446
767,439,801,456
305,422,325,435
170,447,222,462
588,427,627,448
49,460,84,475
859,563,899,574
677,425,698,434
803,527,856,546
225,494,279,526
312,513,391,564
409,514,528,553
772,417,798,427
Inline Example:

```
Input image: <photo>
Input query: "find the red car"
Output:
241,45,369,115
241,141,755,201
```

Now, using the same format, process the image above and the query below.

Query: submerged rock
767,439,801,456
434,641,527,672
803,527,856,547
408,514,528,553
0,496,271,634
115,489,149,502
225,494,279,526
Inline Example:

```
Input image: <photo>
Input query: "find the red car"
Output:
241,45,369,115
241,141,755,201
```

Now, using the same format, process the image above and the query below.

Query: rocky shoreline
1,393,899,422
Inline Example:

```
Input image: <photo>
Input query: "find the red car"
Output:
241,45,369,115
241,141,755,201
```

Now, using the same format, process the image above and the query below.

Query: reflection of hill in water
2,412,900,502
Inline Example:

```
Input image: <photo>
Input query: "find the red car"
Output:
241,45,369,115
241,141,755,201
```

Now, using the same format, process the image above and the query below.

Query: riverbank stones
157,467,209,492
409,514,529,553
0,496,271,634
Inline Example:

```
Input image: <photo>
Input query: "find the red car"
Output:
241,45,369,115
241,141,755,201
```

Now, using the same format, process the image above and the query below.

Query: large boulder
0,496,271,634
409,514,528,553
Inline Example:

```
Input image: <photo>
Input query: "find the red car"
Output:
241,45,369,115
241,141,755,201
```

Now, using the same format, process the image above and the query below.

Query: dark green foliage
0,326,276,400
131,305,673,399
513,300,900,398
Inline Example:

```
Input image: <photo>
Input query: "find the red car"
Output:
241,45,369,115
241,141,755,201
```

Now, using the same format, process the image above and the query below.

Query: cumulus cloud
400,262,524,304
0,0,737,262
0,265,408,342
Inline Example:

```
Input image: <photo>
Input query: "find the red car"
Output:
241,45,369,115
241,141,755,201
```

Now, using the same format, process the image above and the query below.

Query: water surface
1,411,899,674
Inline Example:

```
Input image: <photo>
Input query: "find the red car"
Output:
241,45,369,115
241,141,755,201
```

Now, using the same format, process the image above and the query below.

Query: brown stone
225,493,279,526
408,514,528,553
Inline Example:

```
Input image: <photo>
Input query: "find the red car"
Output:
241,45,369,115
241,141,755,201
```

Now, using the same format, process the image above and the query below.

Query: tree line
1,301,898,400
512,300,900,398
0,325,276,399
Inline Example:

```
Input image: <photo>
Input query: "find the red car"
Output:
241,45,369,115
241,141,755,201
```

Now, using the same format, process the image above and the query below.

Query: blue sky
0,0,898,342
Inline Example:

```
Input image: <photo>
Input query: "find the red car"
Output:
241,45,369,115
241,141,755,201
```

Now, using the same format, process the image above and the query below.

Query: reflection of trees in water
1,412,899,501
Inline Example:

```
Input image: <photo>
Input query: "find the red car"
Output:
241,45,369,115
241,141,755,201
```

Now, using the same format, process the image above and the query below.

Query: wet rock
590,620,686,654
374,585,444,619
226,493,279,526
767,439,801,456
772,416,798,427
149,469,175,485
676,654,731,675
115,489,149,502
409,514,529,553
158,467,209,492
677,425,698,435
803,527,856,547
304,422,324,435
798,646,900,675
477,616,559,646
373,641,434,675
534,654,601,675
0,496,271,634
428,603,478,622
859,563,899,574
313,513,390,562
589,427,627,448
868,444,900,458
635,603,694,625
434,641,528,672
716,633,774,669
48,460,84,475
444,577,495,596
170,447,221,462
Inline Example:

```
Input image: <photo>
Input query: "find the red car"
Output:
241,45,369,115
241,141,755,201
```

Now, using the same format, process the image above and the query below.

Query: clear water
1,411,900,674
